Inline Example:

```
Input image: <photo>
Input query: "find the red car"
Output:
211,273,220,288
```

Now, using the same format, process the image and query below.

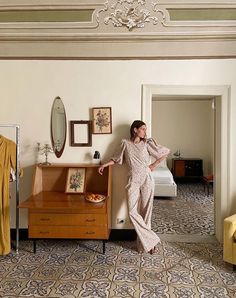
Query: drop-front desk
19,164,112,254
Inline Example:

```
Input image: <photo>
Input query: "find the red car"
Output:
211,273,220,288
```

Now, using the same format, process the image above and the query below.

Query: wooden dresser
19,163,112,253
172,158,203,180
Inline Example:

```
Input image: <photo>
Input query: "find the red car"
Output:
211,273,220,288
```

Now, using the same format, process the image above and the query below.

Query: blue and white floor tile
0,239,235,297
152,182,214,236
1,183,235,297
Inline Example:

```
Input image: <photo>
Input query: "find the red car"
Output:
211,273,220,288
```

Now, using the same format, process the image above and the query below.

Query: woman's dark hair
130,120,146,140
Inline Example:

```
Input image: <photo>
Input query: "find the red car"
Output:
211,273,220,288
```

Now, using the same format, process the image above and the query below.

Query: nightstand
172,158,203,181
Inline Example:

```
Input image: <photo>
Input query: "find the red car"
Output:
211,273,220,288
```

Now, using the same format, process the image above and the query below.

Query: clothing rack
0,124,20,253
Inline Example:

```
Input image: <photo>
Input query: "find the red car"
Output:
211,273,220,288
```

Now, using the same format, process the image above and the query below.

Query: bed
151,159,177,197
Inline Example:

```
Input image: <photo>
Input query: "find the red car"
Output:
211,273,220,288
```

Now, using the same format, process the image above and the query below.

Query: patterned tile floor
0,240,235,297
152,182,214,236
1,182,233,298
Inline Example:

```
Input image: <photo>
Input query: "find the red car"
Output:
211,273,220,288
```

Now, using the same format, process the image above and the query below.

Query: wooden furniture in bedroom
202,174,214,196
172,158,203,181
19,163,112,253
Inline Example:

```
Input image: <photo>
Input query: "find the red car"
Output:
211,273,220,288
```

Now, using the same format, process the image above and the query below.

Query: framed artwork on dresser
65,168,86,193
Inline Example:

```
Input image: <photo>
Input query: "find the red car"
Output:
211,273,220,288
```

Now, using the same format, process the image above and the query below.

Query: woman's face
135,125,147,139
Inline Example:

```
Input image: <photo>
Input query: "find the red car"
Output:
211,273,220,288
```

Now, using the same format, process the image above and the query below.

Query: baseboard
109,229,137,241
11,228,137,242
11,228,28,240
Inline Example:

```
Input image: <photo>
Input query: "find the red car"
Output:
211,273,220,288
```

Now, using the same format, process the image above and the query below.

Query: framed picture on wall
92,107,112,134
65,168,86,193
70,120,92,147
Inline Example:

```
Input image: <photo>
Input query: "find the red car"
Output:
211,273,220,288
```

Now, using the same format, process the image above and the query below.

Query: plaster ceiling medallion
97,0,166,31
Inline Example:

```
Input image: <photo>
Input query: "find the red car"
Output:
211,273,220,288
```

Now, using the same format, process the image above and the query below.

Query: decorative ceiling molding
96,0,166,31
0,1,236,34
1,1,236,58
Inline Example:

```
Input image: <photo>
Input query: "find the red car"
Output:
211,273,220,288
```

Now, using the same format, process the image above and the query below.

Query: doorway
142,85,230,242
151,97,215,241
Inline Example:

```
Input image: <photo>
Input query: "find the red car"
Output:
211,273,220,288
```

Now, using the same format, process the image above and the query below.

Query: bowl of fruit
85,193,106,203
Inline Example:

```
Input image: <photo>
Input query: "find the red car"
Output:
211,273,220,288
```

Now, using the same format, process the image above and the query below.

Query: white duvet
151,167,175,185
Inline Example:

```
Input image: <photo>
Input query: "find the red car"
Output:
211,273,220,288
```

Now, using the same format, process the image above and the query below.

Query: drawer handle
39,231,49,234
40,218,50,221
86,219,96,222
85,231,95,235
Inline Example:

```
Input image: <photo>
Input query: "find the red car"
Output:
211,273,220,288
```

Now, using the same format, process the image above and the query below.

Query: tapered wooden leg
233,264,236,272
33,240,37,253
103,240,106,254
207,182,210,196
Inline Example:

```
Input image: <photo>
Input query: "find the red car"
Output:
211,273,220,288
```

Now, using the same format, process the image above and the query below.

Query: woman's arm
98,159,115,175
98,139,126,175
149,154,169,172
147,138,170,171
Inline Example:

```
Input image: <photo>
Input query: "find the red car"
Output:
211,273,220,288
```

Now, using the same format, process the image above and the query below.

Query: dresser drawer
29,225,109,239
29,213,106,226
174,160,185,177
172,158,203,180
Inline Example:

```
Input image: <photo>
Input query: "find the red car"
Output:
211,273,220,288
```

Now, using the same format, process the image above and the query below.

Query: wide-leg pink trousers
126,173,160,252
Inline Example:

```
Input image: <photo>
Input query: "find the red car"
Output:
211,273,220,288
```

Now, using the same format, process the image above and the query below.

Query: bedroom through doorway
151,96,215,241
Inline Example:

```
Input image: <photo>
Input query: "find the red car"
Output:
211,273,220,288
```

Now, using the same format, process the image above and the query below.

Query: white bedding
151,162,177,197
151,167,174,185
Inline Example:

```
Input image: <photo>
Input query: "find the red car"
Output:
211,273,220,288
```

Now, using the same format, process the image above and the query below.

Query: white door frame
142,85,230,242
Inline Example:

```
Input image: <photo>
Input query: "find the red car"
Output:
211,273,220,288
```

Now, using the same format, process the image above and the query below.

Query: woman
98,120,170,254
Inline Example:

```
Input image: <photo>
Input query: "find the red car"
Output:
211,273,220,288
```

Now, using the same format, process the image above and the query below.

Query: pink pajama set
112,138,170,253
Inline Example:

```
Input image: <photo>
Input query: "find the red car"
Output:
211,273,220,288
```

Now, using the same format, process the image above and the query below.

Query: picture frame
70,120,92,147
65,168,86,193
92,107,112,134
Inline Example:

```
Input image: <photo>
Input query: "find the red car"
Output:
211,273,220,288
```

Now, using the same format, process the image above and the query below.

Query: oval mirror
51,96,67,158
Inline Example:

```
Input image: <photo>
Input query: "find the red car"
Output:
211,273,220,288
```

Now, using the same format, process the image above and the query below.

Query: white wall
152,100,214,174
0,59,235,229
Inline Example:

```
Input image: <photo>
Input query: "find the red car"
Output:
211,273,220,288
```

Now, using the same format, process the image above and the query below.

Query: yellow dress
0,135,16,255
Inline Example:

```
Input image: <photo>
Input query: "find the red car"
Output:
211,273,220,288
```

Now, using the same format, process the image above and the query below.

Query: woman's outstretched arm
98,160,115,175
98,139,126,175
